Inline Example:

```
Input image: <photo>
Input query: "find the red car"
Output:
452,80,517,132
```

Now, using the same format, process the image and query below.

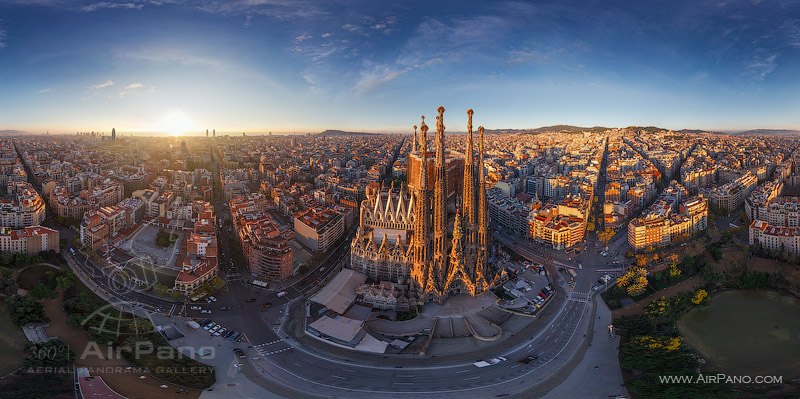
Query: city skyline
2,0,800,134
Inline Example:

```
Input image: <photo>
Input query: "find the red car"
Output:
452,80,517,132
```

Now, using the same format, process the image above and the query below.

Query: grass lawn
16,263,61,290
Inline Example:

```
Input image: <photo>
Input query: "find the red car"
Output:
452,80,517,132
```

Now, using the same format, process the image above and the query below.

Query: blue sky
1,0,800,134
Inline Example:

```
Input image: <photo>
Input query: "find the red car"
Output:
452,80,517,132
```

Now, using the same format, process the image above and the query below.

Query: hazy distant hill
319,129,382,137
731,129,800,137
0,129,30,136
487,125,609,135
676,129,720,135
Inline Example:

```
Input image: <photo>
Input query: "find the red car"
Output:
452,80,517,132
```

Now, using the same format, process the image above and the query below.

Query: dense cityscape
2,1,800,399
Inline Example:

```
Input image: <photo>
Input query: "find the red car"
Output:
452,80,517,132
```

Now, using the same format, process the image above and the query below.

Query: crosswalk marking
568,291,590,303
255,339,282,347
255,346,292,356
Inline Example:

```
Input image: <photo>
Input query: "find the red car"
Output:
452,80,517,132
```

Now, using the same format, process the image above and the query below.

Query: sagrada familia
350,107,496,308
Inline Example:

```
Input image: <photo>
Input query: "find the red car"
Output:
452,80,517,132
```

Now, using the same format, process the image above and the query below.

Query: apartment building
294,207,344,253
627,181,708,250
706,171,757,213
0,226,59,255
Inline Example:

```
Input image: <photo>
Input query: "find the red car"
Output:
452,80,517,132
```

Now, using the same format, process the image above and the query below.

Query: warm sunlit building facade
627,181,708,250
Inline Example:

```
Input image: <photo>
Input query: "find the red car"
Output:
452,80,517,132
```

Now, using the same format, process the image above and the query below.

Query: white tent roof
309,315,363,343
310,269,367,314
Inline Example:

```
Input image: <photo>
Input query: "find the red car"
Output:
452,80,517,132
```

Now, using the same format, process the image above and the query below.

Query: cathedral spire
475,125,490,285
462,109,477,279
419,117,429,190
431,106,448,299
444,209,471,296
410,115,431,293
412,125,418,153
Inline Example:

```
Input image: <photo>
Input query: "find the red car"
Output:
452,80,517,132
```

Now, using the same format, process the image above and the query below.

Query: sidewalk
148,314,287,399
541,298,628,399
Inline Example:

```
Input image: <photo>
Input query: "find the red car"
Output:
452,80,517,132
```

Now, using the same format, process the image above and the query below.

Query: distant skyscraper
111,128,116,141
213,129,216,138
206,129,209,137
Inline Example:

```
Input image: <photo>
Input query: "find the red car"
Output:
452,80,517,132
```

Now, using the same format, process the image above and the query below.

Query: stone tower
410,117,432,295
402,107,493,306
462,109,478,280
430,106,448,301
475,126,490,289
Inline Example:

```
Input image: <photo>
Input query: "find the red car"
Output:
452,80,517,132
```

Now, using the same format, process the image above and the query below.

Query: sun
159,110,193,136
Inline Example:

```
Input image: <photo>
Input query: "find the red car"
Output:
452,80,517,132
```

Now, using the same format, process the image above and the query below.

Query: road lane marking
455,369,471,374
331,375,346,380
342,369,356,373
464,376,481,381
249,271,592,395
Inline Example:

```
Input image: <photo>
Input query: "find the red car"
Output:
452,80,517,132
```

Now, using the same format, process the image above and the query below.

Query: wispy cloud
350,14,511,93
113,47,286,91
196,0,328,20
113,48,224,69
352,58,441,93
90,79,114,89
294,33,312,43
781,19,800,49
118,82,145,97
80,2,143,12
742,50,778,81
341,15,397,37
507,49,546,64
38,87,53,93
10,0,174,12
370,16,396,35
0,24,7,50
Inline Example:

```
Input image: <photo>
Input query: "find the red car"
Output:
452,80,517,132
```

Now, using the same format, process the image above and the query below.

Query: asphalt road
244,301,591,399
63,204,608,399
230,229,605,399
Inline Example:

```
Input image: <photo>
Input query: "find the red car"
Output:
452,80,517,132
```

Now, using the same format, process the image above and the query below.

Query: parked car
198,319,212,326
276,291,287,298
208,296,218,302
233,348,246,359
203,322,216,331
209,325,221,333
218,306,232,311
190,306,201,310
261,302,272,309
214,328,226,336
200,310,212,314
519,355,538,364
228,332,241,341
